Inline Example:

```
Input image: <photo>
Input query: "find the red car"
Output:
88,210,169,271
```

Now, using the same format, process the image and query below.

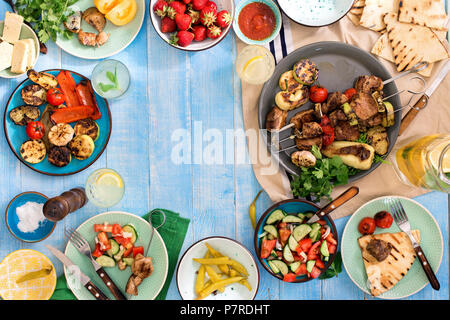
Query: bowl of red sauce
233,0,282,45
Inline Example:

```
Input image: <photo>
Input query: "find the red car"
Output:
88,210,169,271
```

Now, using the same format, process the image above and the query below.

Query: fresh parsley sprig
319,252,342,280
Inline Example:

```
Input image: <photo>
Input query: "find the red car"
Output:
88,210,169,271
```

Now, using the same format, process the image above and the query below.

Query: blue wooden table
0,2,448,300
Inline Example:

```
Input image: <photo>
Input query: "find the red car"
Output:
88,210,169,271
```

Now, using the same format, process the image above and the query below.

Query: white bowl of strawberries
150,0,235,50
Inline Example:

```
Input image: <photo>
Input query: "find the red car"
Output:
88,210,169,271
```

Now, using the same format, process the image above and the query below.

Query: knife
45,245,109,300
399,60,450,135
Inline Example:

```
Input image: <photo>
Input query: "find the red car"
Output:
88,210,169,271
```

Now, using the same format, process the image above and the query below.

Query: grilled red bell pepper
123,242,134,257
50,105,95,124
97,232,111,250
56,70,81,109
75,80,101,120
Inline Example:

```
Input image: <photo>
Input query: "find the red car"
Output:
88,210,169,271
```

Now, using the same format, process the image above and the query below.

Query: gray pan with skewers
258,41,402,182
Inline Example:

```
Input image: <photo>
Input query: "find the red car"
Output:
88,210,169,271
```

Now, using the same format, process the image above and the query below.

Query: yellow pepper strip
204,265,225,293
193,257,231,265
194,252,209,294
205,244,231,275
196,277,243,300
249,190,262,229
229,268,252,291
228,260,249,276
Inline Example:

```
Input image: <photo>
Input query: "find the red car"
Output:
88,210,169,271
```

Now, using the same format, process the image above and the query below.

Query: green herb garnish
99,67,120,93
319,252,342,280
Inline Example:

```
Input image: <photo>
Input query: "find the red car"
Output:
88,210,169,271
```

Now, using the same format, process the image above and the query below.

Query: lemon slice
429,142,450,173
96,171,124,188
243,55,263,73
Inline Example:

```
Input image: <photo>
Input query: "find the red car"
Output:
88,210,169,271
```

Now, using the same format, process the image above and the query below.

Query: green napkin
50,209,190,300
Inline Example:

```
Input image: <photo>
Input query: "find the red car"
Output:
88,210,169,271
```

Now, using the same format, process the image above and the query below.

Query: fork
65,227,127,300
387,198,440,290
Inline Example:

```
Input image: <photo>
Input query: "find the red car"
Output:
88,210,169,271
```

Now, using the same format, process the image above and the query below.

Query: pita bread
358,230,420,296
350,0,366,15
360,0,399,32
398,0,448,31
384,13,449,72
347,12,362,26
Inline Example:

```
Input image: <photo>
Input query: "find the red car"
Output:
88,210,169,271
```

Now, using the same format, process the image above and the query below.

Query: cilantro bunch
15,0,79,43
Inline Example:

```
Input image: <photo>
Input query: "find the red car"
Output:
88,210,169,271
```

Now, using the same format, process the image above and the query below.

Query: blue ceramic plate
233,0,282,45
3,69,112,176
277,0,353,27
253,199,338,282
5,192,55,243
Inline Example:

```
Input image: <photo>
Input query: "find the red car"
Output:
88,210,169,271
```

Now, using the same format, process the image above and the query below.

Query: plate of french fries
176,237,260,300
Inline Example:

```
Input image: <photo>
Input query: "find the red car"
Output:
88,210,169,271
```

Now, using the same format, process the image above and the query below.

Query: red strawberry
192,25,206,41
187,8,201,25
205,1,217,12
192,0,208,11
161,16,176,33
182,0,191,3
167,1,186,19
171,30,194,47
206,25,221,39
175,13,192,31
153,0,168,17
216,10,232,28
200,7,217,27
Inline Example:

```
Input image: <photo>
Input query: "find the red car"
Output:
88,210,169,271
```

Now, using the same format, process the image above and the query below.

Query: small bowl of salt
5,192,56,243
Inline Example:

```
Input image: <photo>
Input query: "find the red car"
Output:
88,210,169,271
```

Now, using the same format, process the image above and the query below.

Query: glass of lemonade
91,59,130,99
85,168,125,207
236,45,275,85
390,134,450,193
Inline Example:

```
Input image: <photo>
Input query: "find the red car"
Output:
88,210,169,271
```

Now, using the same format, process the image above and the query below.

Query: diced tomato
111,224,123,236
317,220,327,226
328,244,336,254
92,243,104,258
94,224,113,233
114,235,131,246
326,233,337,245
97,232,111,250
282,273,297,282
315,259,325,269
132,246,144,257
295,263,307,275
279,229,291,244
310,266,322,279
260,239,277,259
293,253,303,261
297,238,313,253
123,242,134,257
307,241,321,260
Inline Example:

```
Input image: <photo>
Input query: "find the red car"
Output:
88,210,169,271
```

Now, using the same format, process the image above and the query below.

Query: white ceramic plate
176,237,259,300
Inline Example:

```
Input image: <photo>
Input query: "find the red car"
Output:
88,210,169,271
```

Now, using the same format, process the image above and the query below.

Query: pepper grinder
43,188,88,222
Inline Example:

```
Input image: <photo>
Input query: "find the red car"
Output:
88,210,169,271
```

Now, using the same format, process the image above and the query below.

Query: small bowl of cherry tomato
254,199,339,283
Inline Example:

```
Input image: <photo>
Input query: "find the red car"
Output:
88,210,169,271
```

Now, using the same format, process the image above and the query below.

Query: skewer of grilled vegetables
9,105,40,126
279,70,303,92
381,102,395,127
275,87,309,111
292,59,319,85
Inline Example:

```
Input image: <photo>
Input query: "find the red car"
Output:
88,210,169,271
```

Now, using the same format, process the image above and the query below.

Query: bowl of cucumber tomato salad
254,199,338,282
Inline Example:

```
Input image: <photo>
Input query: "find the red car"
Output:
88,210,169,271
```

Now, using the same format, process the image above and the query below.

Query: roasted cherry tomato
344,88,357,100
25,121,45,140
374,211,393,228
358,217,376,235
46,88,65,106
321,125,335,147
320,115,331,126
310,85,328,103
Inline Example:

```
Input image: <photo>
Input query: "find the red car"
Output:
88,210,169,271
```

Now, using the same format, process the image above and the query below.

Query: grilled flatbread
398,0,447,31
350,0,366,15
360,0,399,32
358,230,420,296
347,12,362,27
384,13,449,72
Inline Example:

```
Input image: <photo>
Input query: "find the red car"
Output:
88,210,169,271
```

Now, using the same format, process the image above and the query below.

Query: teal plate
3,69,112,176
341,196,443,299
55,0,145,60
64,211,169,300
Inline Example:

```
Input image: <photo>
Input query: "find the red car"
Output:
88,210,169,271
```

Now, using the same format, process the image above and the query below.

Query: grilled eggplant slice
27,69,58,90
275,87,309,111
48,146,72,167
322,141,375,170
73,118,99,141
48,123,75,146
21,84,47,106
9,105,41,126
279,70,303,92
69,135,95,160
20,139,46,164
292,59,319,85
367,126,389,155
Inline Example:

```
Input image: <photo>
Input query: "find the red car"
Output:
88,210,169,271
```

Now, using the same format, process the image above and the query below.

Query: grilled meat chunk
321,92,348,114
302,122,323,139
78,30,110,47
350,92,379,121
289,109,316,129
126,254,154,296
266,106,288,131
334,121,360,141
329,109,347,127
82,7,106,32
366,239,392,262
359,113,383,128
355,75,383,94
296,136,322,151
64,11,81,33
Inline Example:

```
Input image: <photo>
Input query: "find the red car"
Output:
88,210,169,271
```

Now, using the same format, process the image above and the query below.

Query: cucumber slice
96,255,116,268
282,215,304,223
304,212,314,219
263,225,278,238
283,245,295,263
106,239,119,257
309,223,321,240
290,261,301,273
123,257,134,266
271,260,289,276
306,260,316,273
266,209,285,224
270,250,279,259
320,241,329,257
113,247,125,261
292,224,312,242
288,235,299,251
122,225,138,244
268,261,280,274
297,213,305,221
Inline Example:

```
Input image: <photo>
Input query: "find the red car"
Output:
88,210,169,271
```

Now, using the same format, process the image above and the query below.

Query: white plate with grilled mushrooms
55,0,145,60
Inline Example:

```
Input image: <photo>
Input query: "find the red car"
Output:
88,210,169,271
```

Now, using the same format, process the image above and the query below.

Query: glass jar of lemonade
85,168,125,207
391,134,450,192
236,45,275,85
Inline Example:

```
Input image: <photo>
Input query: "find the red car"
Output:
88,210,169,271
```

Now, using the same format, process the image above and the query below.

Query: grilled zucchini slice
74,118,99,141
279,70,302,92
9,105,40,126
21,84,47,106
69,134,95,160
275,87,309,111
20,139,46,164
27,69,58,90
292,59,319,85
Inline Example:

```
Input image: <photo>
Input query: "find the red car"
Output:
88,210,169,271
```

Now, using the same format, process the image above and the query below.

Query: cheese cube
18,38,36,68
2,12,24,43
0,41,13,71
10,40,29,74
